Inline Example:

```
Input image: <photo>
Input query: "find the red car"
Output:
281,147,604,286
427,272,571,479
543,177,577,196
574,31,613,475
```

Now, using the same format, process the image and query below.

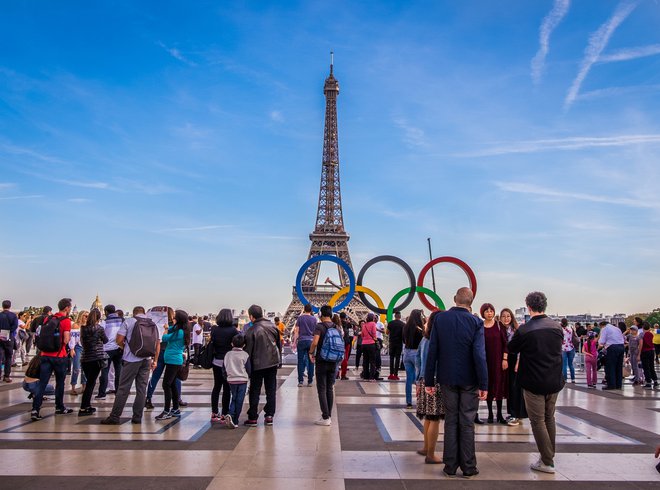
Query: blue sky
2,1,660,316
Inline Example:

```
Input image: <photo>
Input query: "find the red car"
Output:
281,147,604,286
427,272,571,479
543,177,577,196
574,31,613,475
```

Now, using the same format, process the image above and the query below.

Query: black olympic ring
356,255,416,315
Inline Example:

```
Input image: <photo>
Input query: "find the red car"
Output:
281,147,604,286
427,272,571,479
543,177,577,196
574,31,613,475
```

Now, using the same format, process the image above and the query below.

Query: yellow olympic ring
328,285,387,324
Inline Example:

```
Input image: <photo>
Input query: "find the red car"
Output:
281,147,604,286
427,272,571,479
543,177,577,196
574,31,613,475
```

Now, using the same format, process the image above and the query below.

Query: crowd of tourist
1,292,660,479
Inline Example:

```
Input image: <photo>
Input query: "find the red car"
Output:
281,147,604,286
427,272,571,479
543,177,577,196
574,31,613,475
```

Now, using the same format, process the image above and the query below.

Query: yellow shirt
653,329,660,345
277,322,286,341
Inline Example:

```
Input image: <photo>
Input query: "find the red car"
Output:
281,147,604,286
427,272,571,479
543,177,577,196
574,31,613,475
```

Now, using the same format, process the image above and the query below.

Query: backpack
319,326,345,362
36,315,64,353
198,342,215,369
127,317,159,358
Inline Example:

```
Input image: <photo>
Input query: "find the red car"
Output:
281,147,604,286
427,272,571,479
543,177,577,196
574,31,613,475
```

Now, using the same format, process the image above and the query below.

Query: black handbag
177,348,191,381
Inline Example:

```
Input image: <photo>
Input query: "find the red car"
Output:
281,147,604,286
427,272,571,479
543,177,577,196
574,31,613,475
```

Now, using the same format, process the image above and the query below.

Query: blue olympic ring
295,255,356,313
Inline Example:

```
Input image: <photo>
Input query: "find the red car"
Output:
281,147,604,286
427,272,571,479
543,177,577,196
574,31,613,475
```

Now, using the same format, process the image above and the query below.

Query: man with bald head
424,287,488,479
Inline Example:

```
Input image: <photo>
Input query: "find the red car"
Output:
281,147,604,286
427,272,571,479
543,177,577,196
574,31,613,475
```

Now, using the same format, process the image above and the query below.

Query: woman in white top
69,310,89,395
561,318,576,383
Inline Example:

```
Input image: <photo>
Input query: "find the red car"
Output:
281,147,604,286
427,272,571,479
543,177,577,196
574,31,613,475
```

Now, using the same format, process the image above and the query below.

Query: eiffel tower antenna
282,57,369,330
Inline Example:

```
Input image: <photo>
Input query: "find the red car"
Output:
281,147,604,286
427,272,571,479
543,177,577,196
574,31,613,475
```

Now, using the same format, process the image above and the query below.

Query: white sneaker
225,417,236,429
507,417,519,426
531,459,555,474
314,417,331,426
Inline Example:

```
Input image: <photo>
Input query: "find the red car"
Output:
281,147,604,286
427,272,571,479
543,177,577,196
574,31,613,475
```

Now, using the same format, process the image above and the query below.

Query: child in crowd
627,326,643,385
583,331,598,388
223,334,250,429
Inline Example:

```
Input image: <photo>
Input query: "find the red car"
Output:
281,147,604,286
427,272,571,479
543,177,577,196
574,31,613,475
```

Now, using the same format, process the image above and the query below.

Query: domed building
91,294,103,313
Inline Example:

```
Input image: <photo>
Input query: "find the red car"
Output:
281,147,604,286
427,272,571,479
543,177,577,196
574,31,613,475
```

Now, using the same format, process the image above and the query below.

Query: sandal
416,449,427,456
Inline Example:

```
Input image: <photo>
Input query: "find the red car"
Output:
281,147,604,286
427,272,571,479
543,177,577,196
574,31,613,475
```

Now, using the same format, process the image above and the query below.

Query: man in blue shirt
0,300,19,383
424,287,487,479
292,303,318,387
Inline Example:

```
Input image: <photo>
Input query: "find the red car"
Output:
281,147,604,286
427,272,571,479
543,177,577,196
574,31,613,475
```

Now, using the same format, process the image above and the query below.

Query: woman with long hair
210,308,239,423
481,303,508,424
69,310,89,395
416,310,444,464
500,308,526,426
361,314,378,381
79,309,108,416
402,309,425,409
156,309,189,421
561,318,576,383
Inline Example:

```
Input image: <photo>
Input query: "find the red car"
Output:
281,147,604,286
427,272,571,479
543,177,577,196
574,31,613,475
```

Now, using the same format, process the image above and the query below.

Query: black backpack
36,315,64,353
127,317,159,358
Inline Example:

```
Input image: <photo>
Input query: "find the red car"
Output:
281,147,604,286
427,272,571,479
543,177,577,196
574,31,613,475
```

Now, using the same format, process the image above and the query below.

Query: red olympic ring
416,257,477,311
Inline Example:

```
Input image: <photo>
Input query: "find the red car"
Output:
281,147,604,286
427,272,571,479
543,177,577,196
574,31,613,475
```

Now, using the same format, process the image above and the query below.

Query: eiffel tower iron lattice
282,56,370,330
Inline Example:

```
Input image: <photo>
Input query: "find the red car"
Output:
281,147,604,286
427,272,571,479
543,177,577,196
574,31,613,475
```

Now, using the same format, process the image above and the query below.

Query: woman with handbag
156,310,189,421
361,314,379,381
561,318,577,383
210,308,239,423
79,308,108,416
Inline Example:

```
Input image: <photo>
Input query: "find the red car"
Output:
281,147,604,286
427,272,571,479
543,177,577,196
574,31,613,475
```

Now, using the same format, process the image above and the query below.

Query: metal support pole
427,237,437,293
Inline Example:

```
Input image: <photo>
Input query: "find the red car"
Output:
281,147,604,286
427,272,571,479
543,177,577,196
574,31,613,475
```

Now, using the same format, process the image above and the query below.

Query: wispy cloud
599,44,660,63
0,142,68,165
455,134,660,157
53,179,110,189
157,41,197,67
0,194,43,201
0,183,16,189
531,0,571,84
393,117,428,149
156,224,235,233
269,110,284,123
67,198,92,203
564,0,639,110
578,84,660,100
495,181,660,209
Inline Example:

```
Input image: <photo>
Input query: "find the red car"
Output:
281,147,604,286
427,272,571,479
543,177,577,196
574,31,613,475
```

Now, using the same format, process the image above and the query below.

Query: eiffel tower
282,55,370,330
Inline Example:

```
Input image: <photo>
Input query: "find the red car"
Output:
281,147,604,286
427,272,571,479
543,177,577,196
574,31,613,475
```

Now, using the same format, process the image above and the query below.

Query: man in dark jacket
508,291,564,475
0,300,19,382
425,287,487,479
386,311,404,380
244,304,281,427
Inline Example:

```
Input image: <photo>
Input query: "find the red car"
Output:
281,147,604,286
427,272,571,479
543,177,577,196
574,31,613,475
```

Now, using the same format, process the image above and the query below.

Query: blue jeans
403,348,419,405
23,380,54,396
229,382,247,424
33,356,68,412
70,344,87,386
297,339,314,384
562,349,576,381
147,348,181,400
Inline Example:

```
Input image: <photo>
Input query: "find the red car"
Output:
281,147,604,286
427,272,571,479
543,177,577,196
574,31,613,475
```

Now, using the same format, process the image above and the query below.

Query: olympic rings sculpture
295,254,477,322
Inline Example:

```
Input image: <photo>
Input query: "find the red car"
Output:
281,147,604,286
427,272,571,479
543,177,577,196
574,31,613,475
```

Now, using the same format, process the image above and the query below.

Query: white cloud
157,224,235,233
157,41,197,66
598,44,660,63
0,183,16,189
67,198,91,203
54,179,110,189
455,133,660,157
494,181,660,210
269,110,284,123
0,194,43,201
393,117,428,149
564,0,639,110
578,84,660,100
531,0,571,84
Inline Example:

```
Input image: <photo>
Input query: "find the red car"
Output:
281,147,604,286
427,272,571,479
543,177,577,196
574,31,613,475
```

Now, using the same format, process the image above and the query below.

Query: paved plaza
1,363,660,489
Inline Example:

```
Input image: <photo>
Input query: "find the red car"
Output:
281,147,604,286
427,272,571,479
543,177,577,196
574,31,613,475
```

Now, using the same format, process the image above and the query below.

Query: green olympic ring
386,286,446,323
